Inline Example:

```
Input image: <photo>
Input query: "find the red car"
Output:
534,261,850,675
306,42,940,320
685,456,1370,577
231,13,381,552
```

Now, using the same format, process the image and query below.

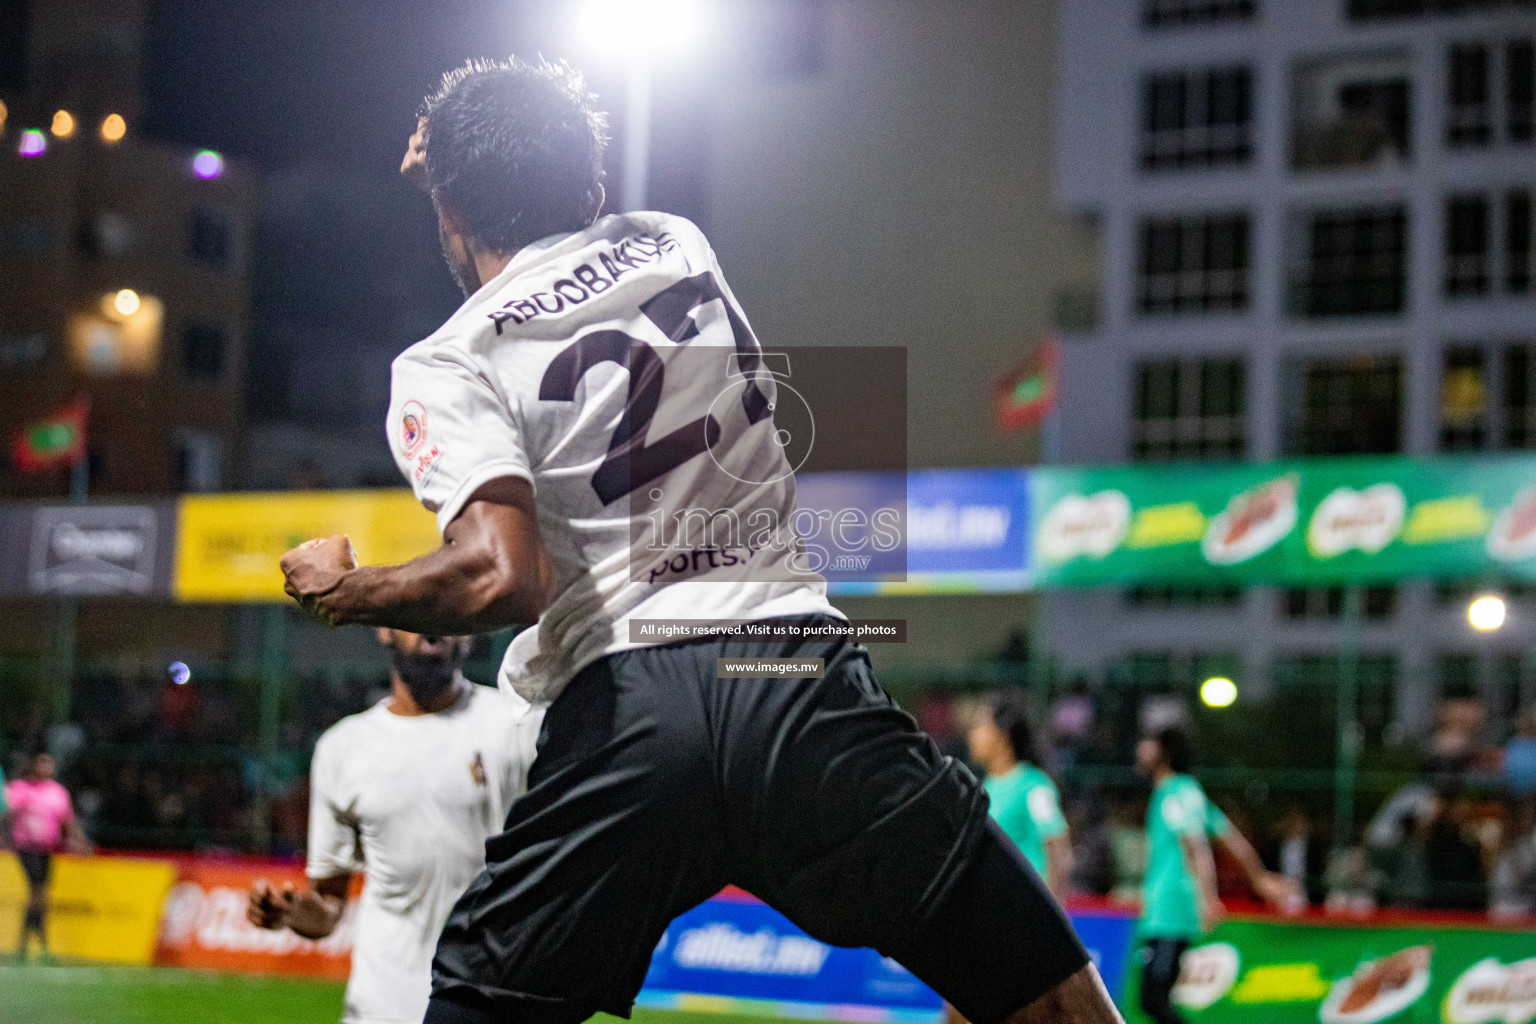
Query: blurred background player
248,629,538,1024
1133,727,1295,1024
4,752,90,961
967,691,1072,897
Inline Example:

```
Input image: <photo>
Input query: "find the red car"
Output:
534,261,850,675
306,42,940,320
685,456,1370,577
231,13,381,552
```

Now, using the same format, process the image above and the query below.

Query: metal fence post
254,604,286,852
1334,585,1363,852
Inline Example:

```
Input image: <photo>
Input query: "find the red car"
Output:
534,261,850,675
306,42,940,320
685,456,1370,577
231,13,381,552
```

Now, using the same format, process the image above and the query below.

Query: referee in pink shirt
4,752,90,959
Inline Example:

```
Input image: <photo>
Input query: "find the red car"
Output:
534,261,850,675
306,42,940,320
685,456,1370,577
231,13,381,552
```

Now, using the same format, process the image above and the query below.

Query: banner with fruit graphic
1120,916,1536,1024
1030,455,1536,588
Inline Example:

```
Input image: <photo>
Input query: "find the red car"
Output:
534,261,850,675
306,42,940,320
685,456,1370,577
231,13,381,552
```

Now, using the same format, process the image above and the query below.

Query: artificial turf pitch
0,962,789,1024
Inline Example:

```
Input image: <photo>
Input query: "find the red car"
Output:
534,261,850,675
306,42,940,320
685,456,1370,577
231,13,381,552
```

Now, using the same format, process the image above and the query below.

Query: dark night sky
141,1,581,169
134,0,720,437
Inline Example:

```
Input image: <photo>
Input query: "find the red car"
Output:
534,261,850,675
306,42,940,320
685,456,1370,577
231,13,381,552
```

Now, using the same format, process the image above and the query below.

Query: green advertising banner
1122,915,1536,1024
1031,455,1536,588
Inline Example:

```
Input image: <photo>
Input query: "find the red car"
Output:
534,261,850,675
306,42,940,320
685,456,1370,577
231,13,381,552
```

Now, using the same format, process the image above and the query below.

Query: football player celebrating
280,58,1122,1024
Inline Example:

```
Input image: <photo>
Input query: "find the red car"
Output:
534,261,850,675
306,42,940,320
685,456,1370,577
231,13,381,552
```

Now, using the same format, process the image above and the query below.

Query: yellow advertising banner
0,852,177,964
174,490,440,602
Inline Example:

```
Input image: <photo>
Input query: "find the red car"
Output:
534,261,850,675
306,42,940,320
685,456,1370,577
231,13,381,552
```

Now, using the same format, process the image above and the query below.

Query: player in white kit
279,57,1120,1024
247,629,537,1024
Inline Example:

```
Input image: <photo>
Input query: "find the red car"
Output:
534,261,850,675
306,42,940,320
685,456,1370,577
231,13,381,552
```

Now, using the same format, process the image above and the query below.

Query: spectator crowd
4,658,1536,922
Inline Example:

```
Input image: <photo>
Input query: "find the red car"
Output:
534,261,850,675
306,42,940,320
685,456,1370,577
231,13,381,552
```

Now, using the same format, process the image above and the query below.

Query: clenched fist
401,117,429,192
280,534,358,625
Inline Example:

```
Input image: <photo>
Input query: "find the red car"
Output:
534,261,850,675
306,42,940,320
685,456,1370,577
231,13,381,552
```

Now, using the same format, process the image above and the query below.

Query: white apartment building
1053,0,1536,732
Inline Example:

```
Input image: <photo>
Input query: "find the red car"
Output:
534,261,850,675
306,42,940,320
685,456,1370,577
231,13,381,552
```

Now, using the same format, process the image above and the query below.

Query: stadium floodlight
577,0,702,54
1469,594,1507,632
1200,676,1238,708
576,0,704,212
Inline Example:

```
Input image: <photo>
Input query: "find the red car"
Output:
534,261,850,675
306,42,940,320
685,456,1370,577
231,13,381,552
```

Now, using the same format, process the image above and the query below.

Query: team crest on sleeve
401,401,428,456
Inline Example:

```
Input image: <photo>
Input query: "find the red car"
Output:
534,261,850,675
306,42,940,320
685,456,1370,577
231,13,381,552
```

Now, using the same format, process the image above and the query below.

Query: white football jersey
388,212,839,704
307,682,540,1024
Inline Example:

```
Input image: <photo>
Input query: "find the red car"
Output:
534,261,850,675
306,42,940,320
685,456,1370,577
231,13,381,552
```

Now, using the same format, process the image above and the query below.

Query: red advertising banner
153,857,361,979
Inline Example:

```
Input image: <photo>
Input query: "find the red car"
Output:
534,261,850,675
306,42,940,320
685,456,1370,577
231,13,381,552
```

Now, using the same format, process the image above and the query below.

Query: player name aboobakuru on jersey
486,230,683,333
387,212,840,703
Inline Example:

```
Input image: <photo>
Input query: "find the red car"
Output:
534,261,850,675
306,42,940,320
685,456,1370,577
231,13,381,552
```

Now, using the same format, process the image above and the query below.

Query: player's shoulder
1025,765,1059,792
461,681,521,725
314,700,393,757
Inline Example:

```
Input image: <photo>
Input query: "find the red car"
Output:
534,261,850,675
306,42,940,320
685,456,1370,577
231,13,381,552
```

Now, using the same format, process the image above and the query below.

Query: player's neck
987,753,1021,778
1152,765,1176,785
466,240,517,293
387,676,466,717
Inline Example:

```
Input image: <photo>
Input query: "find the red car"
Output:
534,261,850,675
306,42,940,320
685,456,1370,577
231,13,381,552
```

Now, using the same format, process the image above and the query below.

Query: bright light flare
578,0,702,53
1469,594,1507,631
168,661,191,686
51,110,75,138
191,149,224,179
113,288,141,316
1200,676,1238,708
18,129,46,157
100,113,127,142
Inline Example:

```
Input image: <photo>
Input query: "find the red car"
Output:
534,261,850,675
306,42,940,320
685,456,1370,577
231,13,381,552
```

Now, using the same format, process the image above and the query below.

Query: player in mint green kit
967,691,1071,896
1134,727,1294,1024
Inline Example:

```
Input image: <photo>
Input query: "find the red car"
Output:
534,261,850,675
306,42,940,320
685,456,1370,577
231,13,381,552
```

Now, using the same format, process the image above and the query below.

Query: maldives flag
12,397,89,472
993,339,1059,433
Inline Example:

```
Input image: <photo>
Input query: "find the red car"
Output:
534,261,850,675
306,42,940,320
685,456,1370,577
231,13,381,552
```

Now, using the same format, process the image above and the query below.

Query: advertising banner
154,857,360,978
803,467,1031,595
638,889,944,1023
1118,915,1536,1024
1031,455,1536,588
173,490,440,602
0,501,177,598
635,892,1136,1023
0,852,176,964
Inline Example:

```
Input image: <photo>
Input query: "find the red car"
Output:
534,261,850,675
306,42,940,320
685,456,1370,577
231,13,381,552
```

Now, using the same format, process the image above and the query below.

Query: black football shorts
426,617,1087,1024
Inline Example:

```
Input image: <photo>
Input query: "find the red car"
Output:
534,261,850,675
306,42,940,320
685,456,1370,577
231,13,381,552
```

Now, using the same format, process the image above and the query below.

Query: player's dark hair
419,57,610,253
1154,725,1196,775
985,689,1040,766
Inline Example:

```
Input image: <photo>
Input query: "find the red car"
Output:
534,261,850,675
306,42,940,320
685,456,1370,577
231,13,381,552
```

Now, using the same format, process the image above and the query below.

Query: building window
1445,195,1491,296
1292,54,1412,170
181,323,228,380
1132,357,1246,460
1143,0,1255,28
1441,347,1488,450
1138,214,1249,314
1352,0,1534,19
1508,190,1532,292
1449,42,1492,147
1,216,62,258
172,428,223,493
1294,355,1402,455
76,212,137,260
1289,207,1407,317
1125,585,1244,610
1503,343,1536,447
188,208,233,269
1511,39,1535,141
1142,67,1253,170
1437,578,1536,605
1282,586,1397,620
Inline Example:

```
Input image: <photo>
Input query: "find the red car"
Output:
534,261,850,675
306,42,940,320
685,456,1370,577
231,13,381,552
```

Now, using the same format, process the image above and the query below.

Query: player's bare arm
62,815,91,857
1044,833,1074,898
1180,832,1223,934
280,477,553,632
247,875,350,941
1011,964,1125,1024
1213,824,1298,907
